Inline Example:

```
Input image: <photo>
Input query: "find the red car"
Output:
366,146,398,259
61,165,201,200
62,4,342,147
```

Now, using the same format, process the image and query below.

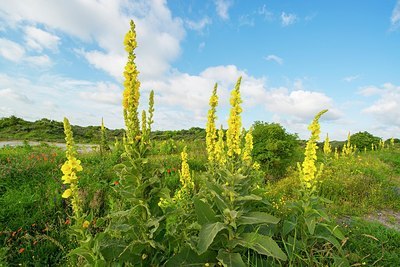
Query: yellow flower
69,157,83,172
323,133,332,155
226,77,243,157
215,126,226,166
299,110,327,193
242,128,253,163
82,220,90,228
62,189,72,198
61,162,72,175
206,83,219,163
180,146,193,190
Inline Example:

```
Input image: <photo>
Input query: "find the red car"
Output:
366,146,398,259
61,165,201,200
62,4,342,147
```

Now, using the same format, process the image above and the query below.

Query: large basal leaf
282,219,297,236
165,246,217,267
305,216,316,235
217,250,246,267
194,197,217,225
237,212,280,226
241,233,287,261
197,222,226,254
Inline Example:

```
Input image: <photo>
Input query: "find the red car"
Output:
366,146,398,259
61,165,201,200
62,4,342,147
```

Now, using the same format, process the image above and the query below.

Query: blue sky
0,0,399,140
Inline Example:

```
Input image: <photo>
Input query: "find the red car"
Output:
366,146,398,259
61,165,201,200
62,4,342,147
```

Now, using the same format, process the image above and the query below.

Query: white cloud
391,0,400,29
358,85,381,96
214,0,233,20
79,82,121,105
0,88,33,104
281,12,297,27
198,42,206,51
0,38,25,62
239,14,255,27
24,26,60,52
185,16,212,31
265,54,283,65
25,55,52,67
0,1,185,81
258,5,274,20
343,74,360,82
362,83,400,127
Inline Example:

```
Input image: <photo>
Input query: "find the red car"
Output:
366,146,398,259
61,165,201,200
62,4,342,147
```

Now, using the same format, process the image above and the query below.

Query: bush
251,122,300,178
350,131,381,151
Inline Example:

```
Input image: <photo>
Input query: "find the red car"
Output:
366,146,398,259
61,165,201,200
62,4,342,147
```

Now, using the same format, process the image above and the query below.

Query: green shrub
251,122,300,179
350,131,381,151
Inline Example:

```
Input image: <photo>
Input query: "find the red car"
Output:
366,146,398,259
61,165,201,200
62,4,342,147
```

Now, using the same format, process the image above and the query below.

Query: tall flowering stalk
215,126,226,166
147,90,154,137
206,83,219,163
226,77,243,157
242,128,253,164
298,110,327,193
61,118,83,217
342,132,353,156
323,133,332,155
123,20,141,143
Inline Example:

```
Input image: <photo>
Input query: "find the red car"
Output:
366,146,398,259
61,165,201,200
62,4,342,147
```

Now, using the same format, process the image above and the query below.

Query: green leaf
217,250,246,267
194,197,217,225
332,225,345,240
165,246,217,266
237,212,280,226
241,233,287,261
197,222,226,254
305,216,316,235
236,194,262,201
282,219,296,236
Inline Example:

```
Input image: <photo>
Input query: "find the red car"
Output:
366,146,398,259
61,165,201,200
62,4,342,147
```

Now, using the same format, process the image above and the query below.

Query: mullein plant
61,118,104,265
281,110,346,266
206,83,219,167
323,133,332,155
178,78,287,266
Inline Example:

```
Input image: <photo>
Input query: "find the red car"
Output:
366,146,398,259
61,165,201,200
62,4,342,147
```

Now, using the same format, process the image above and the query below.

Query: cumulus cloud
79,82,121,105
214,0,233,20
0,1,185,81
0,38,25,62
281,12,297,27
362,83,400,126
25,55,52,67
24,26,60,52
0,88,34,104
265,54,283,65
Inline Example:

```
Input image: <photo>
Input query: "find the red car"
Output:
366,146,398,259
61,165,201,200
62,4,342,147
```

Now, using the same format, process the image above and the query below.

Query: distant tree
252,121,300,179
350,131,381,151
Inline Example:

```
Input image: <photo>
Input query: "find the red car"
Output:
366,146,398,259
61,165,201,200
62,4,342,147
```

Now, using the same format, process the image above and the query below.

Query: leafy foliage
252,122,300,178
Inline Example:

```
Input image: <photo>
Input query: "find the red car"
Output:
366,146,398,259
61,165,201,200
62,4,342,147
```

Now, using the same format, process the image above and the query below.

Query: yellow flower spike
62,189,72,198
242,128,253,164
215,125,226,166
323,133,332,155
226,77,243,157
299,109,327,193
180,146,193,190
206,83,219,163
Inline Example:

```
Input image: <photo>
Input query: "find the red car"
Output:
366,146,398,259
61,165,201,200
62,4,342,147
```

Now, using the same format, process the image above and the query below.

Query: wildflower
19,248,25,253
62,189,72,198
299,110,327,192
323,133,332,155
206,83,219,163
242,128,253,164
180,146,193,190
226,77,243,157
114,180,119,186
215,126,226,165
82,220,90,228
65,218,71,225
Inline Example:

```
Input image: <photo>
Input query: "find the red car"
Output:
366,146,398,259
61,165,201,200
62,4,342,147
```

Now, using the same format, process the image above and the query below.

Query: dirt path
365,209,400,231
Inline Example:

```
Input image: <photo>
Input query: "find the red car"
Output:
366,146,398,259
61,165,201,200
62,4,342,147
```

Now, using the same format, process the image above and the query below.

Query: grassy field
0,139,399,266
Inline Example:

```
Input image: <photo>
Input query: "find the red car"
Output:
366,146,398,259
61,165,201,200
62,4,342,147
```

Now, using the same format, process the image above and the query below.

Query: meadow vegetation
1,20,400,266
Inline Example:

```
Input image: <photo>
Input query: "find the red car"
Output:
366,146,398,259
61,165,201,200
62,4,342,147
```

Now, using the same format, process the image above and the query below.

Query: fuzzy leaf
241,233,287,261
194,197,217,225
197,222,226,254
217,250,246,267
237,212,280,226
